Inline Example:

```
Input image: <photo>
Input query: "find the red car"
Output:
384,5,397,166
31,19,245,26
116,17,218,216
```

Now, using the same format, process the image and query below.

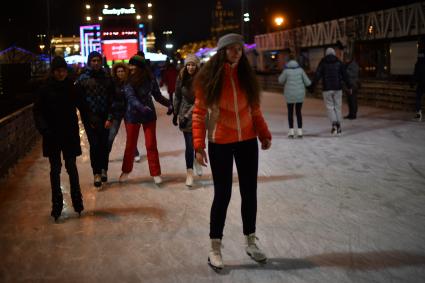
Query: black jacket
75,67,114,129
33,77,81,158
413,57,425,90
313,55,352,91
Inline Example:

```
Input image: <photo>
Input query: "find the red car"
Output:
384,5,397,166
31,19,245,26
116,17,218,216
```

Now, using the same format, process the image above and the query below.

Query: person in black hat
33,56,84,221
75,51,114,189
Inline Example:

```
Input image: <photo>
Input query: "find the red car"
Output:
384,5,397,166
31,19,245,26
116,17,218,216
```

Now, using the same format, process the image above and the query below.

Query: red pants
122,121,161,176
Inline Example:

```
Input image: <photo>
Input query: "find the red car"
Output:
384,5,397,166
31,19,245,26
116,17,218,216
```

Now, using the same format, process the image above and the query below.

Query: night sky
0,0,419,52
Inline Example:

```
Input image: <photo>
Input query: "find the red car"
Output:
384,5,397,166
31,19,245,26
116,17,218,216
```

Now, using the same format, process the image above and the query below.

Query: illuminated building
79,3,164,65
51,35,81,57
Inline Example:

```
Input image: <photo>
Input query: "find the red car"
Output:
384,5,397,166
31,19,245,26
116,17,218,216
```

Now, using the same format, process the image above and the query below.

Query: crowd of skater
32,32,424,271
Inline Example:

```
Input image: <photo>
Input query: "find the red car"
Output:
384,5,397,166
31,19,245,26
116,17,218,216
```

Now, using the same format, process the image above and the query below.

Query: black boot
51,192,63,221
71,187,84,216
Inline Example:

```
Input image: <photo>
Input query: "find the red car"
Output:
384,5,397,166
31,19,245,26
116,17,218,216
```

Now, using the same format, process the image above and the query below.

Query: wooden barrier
256,73,424,112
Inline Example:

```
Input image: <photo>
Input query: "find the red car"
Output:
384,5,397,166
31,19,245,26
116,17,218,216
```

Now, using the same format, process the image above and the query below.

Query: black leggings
208,138,258,239
287,103,303,128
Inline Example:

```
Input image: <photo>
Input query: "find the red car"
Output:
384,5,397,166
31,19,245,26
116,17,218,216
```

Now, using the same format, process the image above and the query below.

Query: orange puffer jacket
192,63,271,150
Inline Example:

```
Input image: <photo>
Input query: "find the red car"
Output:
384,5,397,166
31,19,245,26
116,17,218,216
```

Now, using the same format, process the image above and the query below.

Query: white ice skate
296,128,303,138
119,172,129,183
208,239,224,271
245,233,267,263
186,169,194,187
153,175,162,185
194,160,203,176
288,128,295,138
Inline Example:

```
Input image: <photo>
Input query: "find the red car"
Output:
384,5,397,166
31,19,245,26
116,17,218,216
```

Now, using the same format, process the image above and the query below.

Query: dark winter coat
173,76,195,132
313,54,352,91
111,79,127,120
413,57,425,90
160,66,178,94
345,60,360,89
124,79,170,124
33,77,81,158
75,67,114,129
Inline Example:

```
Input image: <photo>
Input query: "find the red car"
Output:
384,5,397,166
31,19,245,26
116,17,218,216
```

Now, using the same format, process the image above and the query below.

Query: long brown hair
194,48,260,107
179,64,199,88
129,64,154,88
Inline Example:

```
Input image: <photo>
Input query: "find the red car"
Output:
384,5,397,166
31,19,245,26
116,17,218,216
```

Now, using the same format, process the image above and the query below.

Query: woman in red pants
119,55,171,185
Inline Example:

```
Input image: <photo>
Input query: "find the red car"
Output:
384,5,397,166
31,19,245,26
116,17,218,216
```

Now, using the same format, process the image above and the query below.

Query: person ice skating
119,55,171,185
33,56,84,221
172,54,202,187
311,47,352,136
278,53,311,138
343,53,360,120
108,63,141,161
160,59,178,114
75,51,114,188
412,52,425,121
192,33,272,270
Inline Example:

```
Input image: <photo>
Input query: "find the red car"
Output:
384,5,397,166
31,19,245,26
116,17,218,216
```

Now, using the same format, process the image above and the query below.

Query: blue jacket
278,60,311,103
124,79,170,124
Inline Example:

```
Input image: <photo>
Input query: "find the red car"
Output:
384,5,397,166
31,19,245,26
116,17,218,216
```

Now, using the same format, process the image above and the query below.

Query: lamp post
274,16,285,28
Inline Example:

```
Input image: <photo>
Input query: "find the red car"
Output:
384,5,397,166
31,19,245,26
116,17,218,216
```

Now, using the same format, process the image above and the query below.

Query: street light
274,16,285,26
148,14,153,20
85,4,90,10
148,3,152,8
244,13,250,22
165,44,173,49
136,15,141,20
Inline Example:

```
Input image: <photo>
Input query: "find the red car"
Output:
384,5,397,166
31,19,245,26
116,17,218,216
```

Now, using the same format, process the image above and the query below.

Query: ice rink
0,91,424,283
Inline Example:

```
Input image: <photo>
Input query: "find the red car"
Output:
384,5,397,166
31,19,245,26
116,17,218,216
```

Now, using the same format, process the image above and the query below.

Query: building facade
254,2,425,78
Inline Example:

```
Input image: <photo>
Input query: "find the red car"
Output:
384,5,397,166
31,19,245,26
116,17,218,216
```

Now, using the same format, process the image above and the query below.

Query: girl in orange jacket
192,33,272,271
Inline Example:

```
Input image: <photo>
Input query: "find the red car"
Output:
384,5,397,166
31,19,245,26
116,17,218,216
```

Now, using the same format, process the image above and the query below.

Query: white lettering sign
102,8,136,16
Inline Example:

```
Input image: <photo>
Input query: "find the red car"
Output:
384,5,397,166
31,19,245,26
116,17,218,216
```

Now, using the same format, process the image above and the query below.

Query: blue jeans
183,131,194,169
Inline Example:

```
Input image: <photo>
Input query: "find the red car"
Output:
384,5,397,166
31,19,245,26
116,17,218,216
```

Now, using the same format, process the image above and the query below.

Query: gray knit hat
217,33,244,50
325,47,336,56
185,54,200,67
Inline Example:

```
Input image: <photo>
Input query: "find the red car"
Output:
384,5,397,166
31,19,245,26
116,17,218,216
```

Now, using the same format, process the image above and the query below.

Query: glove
179,117,189,129
141,105,153,116
172,114,178,126
166,105,173,115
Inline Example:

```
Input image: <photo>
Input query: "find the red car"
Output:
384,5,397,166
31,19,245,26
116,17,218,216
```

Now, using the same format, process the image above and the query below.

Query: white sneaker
208,239,224,270
186,169,194,187
153,175,162,185
194,160,203,176
287,128,294,138
119,172,129,183
134,155,141,162
245,233,267,263
296,128,303,138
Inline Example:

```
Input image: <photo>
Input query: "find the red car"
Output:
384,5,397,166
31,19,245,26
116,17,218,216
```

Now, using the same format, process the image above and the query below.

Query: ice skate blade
246,252,267,264
208,257,223,272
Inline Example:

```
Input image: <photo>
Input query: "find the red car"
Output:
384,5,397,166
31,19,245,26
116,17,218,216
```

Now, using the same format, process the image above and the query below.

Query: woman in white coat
278,54,311,138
